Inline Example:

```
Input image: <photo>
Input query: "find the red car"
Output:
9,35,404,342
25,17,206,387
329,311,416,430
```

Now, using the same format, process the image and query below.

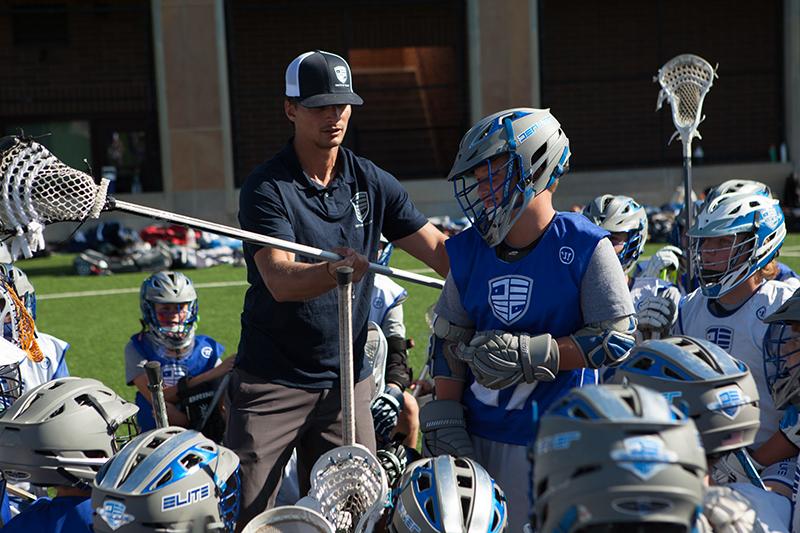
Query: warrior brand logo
559,246,575,265
162,483,211,511
488,275,532,326
535,430,581,454
334,65,348,85
611,436,677,480
705,326,733,351
97,500,135,531
707,387,750,420
351,192,370,223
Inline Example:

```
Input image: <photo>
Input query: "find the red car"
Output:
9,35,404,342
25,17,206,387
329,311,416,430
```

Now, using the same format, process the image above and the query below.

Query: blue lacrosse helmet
447,108,570,247
688,192,786,298
583,195,648,272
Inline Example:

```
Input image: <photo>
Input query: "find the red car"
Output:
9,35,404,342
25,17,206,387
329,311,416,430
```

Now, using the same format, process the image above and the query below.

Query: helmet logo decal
516,115,554,145
535,430,580,454
397,499,422,533
705,326,733,351
351,192,370,224
611,436,677,480
488,275,532,326
559,246,575,265
98,500,135,530
162,482,211,511
707,388,749,420
760,208,780,229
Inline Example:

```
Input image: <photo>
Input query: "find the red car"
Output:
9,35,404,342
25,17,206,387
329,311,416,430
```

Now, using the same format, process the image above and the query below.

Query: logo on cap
334,66,348,84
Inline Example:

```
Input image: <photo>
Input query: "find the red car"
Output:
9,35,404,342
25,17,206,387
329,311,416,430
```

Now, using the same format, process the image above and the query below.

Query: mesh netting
656,54,716,138
0,137,108,230
307,446,387,533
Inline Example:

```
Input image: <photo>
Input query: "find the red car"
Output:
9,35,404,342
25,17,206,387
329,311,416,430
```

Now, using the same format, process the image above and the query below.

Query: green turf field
16,234,800,401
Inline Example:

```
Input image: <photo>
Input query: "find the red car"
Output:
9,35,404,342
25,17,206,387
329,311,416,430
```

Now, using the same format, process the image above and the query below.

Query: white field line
38,268,438,301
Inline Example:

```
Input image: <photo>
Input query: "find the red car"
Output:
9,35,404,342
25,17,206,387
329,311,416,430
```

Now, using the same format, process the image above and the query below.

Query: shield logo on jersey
351,192,369,223
611,435,677,480
334,65,348,84
707,387,749,420
488,275,532,326
705,326,733,351
98,500,135,530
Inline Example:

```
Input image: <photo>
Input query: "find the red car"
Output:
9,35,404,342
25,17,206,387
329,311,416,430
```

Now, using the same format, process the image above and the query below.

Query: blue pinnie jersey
447,212,604,445
2,496,93,533
130,334,223,431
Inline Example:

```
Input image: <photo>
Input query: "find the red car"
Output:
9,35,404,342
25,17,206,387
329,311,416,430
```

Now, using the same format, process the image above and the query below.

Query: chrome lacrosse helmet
448,108,570,247
688,192,786,298
531,384,706,533
763,290,800,410
609,336,760,456
0,377,138,488
92,426,241,533
705,179,772,206
0,264,36,320
583,195,649,272
0,340,23,414
390,455,507,533
140,271,199,352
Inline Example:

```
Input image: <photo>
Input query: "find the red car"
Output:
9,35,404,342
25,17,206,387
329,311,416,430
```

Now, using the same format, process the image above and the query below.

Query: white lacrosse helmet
688,192,786,298
705,179,772,206
448,108,570,247
763,290,800,410
242,506,335,533
583,195,648,272
140,271,199,352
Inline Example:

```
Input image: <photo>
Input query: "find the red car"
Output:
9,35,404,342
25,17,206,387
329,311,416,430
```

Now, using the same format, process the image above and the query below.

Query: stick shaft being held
144,361,169,429
337,266,356,446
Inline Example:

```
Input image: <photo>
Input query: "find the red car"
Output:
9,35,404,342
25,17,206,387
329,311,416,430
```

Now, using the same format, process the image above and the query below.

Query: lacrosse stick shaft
337,267,356,446
5,483,36,502
412,364,429,399
682,155,695,283
734,449,767,490
197,372,231,432
144,361,169,429
111,199,443,289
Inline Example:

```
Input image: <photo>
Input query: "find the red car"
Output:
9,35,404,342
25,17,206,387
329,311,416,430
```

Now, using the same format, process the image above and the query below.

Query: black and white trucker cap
285,50,364,108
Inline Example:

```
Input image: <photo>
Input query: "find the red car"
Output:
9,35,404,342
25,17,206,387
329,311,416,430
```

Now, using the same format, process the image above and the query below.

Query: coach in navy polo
228,49,449,524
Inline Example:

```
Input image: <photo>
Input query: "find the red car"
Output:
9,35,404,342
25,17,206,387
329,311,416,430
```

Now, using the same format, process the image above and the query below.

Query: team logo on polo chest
488,275,532,325
351,192,369,223
705,326,733,351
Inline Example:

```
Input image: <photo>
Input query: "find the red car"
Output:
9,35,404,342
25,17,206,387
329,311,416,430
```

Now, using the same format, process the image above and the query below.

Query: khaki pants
224,367,377,529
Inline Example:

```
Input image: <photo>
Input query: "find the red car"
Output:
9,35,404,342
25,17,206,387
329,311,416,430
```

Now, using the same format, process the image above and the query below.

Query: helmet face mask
0,360,22,413
764,321,800,409
448,108,570,247
691,232,758,296
140,272,199,353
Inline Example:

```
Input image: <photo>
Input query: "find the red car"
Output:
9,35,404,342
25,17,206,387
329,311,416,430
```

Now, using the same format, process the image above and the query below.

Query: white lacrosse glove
710,449,765,486
779,404,800,448
419,399,475,458
701,486,765,533
370,385,404,443
640,245,682,279
636,286,681,338
456,331,559,390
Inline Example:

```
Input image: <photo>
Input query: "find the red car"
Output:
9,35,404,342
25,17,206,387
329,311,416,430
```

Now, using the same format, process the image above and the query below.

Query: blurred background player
609,336,790,530
125,271,232,438
92,426,241,532
0,377,138,533
423,107,635,530
530,383,707,532
0,338,25,526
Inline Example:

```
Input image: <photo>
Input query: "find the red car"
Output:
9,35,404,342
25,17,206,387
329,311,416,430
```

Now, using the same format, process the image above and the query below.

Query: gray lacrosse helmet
0,377,139,487
140,271,199,352
764,289,800,409
0,263,36,320
531,384,706,533
241,506,335,533
582,194,649,271
609,336,760,456
92,426,241,533
390,455,508,533
448,108,570,247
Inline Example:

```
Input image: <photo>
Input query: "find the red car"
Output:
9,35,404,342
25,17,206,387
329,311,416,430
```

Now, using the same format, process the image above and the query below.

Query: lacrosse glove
420,399,475,459
371,385,405,444
636,286,681,338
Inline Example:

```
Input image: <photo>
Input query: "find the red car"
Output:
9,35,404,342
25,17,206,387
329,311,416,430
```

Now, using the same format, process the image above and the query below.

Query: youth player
125,271,232,434
422,107,636,530
0,377,139,533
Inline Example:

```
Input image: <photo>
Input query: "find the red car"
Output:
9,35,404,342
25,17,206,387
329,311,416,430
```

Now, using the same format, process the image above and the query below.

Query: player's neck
717,275,761,306
293,137,339,187
504,194,556,249
56,486,91,498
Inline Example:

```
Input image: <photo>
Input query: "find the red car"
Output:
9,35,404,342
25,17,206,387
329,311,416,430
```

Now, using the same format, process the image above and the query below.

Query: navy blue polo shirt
237,140,428,388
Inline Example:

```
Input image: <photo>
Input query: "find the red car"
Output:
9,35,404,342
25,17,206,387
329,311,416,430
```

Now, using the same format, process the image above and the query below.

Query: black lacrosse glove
176,378,226,443
370,385,405,444
377,435,410,490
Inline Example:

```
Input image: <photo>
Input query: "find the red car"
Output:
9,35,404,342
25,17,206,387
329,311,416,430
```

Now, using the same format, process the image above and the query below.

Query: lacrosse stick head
241,506,335,533
304,444,388,533
0,136,109,259
655,54,717,149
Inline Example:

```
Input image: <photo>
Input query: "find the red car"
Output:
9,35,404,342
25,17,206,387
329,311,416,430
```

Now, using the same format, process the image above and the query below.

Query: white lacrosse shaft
337,266,356,446
144,361,169,429
113,200,443,289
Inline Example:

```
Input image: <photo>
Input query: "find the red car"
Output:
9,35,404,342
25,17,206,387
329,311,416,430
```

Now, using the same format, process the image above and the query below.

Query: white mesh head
242,506,335,533
304,444,388,533
0,136,109,259
655,54,717,148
